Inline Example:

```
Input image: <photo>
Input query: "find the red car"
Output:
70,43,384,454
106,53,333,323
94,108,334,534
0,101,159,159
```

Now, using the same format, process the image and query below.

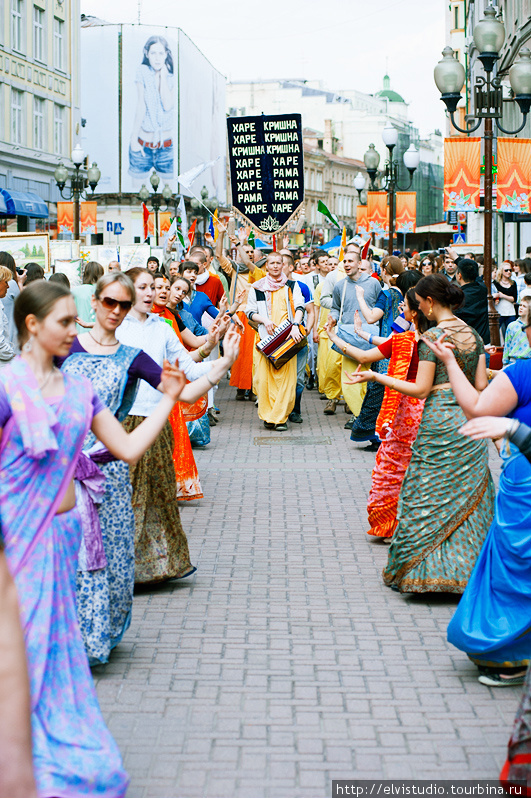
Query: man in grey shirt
329,250,381,416
319,242,360,310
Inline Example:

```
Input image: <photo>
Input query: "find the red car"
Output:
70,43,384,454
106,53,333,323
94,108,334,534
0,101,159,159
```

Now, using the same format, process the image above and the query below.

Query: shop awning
0,189,48,218
0,194,6,214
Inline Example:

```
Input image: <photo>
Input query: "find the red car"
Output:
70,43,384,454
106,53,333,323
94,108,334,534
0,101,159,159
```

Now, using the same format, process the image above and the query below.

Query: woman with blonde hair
493,261,518,337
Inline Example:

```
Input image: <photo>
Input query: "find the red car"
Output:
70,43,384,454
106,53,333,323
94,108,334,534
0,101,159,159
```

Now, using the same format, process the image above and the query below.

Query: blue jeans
129,144,174,176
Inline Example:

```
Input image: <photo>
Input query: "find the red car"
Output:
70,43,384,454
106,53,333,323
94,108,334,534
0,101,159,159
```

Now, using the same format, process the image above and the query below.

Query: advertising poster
227,113,304,234
121,26,179,195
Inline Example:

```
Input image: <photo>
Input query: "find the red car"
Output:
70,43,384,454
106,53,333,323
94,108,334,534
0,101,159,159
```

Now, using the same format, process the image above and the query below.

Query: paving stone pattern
94,381,515,797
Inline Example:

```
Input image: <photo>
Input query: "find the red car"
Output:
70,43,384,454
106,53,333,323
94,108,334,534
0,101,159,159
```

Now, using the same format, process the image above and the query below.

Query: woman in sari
117,267,239,583
61,271,186,665
0,280,215,796
345,274,495,593
424,313,531,687
327,288,429,538
151,271,228,499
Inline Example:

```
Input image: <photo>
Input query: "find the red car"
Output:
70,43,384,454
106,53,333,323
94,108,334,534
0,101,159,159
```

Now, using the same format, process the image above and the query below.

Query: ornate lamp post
190,186,219,245
354,172,367,203
54,144,100,240
138,171,173,246
362,130,419,254
434,4,531,345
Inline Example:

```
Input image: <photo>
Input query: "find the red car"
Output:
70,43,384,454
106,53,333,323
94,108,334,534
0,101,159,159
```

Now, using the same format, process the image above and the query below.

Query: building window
11,88,24,144
34,96,45,150
53,103,65,154
454,5,459,29
316,172,323,191
11,0,24,52
33,6,45,61
53,17,65,70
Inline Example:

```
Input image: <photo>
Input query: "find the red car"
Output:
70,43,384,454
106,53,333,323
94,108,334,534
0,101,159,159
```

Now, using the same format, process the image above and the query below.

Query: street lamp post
362,130,419,254
138,171,173,246
54,144,101,240
190,186,219,245
434,4,531,346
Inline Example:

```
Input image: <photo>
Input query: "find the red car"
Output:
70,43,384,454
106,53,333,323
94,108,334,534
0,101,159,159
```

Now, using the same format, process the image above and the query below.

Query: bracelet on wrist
206,374,219,388
368,334,373,345
198,347,208,359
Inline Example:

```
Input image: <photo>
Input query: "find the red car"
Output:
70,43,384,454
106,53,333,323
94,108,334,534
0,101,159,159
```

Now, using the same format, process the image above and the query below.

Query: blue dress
447,359,531,667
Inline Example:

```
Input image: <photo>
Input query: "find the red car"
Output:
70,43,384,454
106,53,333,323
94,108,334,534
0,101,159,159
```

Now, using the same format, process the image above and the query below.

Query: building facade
0,0,80,232
458,0,531,258
227,77,444,243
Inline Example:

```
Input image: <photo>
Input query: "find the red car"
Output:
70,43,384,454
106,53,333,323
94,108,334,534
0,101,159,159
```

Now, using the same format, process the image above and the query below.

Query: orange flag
395,193,416,233
356,204,369,236
57,202,74,234
338,227,347,262
497,138,531,214
187,219,197,250
367,192,388,235
444,137,481,212
80,202,97,235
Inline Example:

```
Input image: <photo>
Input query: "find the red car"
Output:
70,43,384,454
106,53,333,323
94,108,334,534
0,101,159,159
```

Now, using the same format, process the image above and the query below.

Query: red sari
368,332,424,538
152,304,204,501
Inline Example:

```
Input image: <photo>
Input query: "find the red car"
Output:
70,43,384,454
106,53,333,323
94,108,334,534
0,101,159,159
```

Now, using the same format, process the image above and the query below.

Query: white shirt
116,313,211,416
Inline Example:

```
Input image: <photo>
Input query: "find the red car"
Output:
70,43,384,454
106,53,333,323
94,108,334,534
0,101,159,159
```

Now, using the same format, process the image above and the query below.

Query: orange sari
152,304,204,501
368,332,423,538
229,311,255,391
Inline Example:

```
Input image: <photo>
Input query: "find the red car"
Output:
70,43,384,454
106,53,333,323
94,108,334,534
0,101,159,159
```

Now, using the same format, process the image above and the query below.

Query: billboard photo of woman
129,35,175,176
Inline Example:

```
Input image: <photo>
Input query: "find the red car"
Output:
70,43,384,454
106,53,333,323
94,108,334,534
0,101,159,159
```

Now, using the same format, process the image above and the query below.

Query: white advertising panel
178,31,226,204
80,26,120,193
121,26,179,194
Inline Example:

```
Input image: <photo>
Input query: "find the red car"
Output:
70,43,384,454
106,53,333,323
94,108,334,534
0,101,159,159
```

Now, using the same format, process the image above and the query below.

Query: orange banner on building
367,192,388,236
57,202,74,234
444,137,481,212
356,204,369,236
497,138,531,214
395,192,416,234
147,211,172,237
80,202,97,235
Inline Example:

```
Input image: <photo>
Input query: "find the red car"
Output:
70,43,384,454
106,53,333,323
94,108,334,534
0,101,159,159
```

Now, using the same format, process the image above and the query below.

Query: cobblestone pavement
94,380,516,798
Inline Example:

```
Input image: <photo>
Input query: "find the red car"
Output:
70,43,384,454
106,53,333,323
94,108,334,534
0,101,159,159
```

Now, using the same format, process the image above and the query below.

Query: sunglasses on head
98,296,132,312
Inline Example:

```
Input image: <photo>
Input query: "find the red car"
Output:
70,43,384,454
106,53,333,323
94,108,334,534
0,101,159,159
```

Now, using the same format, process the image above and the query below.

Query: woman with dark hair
345,274,494,592
328,289,430,537
0,251,22,348
23,263,44,285
420,256,437,276
48,271,70,288
423,300,531,689
129,35,175,176
72,260,104,332
116,267,240,582
0,280,198,795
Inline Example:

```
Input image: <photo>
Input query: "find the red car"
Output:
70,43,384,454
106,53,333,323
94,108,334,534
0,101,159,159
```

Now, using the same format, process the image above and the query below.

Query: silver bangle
207,374,219,388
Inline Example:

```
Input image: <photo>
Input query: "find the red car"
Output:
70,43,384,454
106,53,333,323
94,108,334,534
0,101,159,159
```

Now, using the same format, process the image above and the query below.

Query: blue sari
448,359,531,667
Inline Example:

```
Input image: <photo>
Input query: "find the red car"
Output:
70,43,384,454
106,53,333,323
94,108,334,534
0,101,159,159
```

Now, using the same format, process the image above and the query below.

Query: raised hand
217,313,231,337
324,315,337,335
222,327,241,363
218,295,229,314
207,320,222,345
459,416,512,441
354,310,363,336
343,365,374,386
355,285,365,301
161,359,186,402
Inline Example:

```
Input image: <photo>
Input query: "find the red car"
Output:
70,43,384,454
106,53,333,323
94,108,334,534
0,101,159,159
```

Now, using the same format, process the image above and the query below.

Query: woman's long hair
142,36,174,74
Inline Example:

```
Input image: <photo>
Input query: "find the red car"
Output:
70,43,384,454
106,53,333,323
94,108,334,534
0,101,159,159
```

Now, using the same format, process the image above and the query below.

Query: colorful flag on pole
248,229,255,249
356,204,369,236
208,215,215,239
338,226,347,263
142,202,150,241
177,157,221,190
497,138,531,213
187,219,197,250
444,137,481,212
317,200,340,228
395,192,417,233
367,192,389,235
213,208,219,241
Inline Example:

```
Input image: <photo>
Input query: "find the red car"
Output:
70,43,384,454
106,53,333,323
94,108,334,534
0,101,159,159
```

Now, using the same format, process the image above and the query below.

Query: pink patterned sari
0,358,128,797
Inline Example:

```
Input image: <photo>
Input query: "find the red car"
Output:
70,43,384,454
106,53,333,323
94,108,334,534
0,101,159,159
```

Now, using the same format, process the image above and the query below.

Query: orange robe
152,304,204,501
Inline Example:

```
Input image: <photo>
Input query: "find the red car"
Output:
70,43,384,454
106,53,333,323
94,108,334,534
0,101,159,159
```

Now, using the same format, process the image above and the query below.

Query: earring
427,307,433,318
23,336,33,353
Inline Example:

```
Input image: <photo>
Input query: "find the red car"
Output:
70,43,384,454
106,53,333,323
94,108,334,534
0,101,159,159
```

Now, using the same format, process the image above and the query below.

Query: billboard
80,24,226,201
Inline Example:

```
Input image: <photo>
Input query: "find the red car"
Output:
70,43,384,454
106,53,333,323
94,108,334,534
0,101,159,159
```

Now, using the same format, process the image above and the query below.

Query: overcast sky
80,0,447,137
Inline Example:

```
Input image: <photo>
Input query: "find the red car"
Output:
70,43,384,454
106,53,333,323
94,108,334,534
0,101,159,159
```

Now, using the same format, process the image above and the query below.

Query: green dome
375,74,405,103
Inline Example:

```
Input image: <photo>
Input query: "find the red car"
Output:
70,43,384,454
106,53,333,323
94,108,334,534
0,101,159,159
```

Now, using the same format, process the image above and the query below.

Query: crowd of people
0,229,530,793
